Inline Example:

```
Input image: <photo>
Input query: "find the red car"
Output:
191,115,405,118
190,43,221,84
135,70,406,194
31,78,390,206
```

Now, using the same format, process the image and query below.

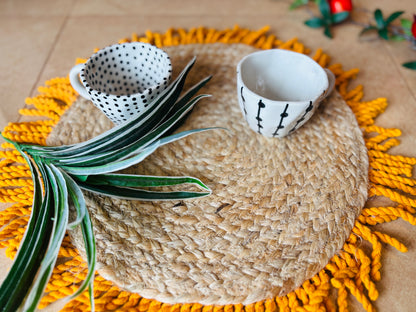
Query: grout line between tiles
382,41,416,104
16,5,76,124
28,17,70,98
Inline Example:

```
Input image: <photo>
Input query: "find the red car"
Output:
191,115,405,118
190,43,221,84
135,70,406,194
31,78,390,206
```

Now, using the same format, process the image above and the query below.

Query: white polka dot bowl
69,42,172,125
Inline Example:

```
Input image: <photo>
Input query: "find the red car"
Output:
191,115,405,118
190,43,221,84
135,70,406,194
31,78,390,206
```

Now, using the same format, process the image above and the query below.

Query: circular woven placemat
47,43,368,306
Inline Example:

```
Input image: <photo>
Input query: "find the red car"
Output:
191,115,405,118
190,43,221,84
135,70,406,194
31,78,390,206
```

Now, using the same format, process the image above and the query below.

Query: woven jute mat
47,43,368,305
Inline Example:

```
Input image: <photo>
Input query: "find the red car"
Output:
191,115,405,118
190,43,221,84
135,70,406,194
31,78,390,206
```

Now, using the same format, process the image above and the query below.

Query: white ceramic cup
236,49,335,138
69,42,172,124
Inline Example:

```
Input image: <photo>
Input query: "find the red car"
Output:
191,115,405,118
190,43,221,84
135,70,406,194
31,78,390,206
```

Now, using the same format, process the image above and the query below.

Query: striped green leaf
78,182,211,201
55,94,212,167
59,127,216,176
83,174,210,191
0,158,53,312
0,55,214,312
21,164,69,311
23,57,199,158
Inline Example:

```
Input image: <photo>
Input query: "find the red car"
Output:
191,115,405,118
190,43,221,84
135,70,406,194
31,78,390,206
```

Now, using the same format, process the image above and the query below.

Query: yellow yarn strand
1,25,416,312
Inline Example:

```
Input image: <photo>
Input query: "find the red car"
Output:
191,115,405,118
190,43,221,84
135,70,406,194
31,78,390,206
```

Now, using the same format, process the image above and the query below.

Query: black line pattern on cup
240,86,247,117
256,99,266,134
289,101,314,134
272,103,289,137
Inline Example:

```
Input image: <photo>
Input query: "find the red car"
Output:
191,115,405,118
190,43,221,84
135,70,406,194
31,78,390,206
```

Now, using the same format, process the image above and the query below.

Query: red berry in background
329,0,353,14
412,15,416,39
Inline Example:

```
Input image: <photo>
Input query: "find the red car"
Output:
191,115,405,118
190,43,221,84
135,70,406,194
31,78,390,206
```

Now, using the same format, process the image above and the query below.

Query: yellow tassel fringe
1,25,416,312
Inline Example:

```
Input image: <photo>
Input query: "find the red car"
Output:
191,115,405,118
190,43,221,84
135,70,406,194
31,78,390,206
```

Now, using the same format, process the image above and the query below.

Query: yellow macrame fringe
1,25,415,312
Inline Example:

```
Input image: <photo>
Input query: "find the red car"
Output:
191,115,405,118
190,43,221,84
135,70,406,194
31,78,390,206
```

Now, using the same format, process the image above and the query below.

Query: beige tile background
0,0,415,311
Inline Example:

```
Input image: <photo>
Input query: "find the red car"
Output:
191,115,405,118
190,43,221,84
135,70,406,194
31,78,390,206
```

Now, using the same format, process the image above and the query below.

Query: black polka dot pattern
80,42,172,124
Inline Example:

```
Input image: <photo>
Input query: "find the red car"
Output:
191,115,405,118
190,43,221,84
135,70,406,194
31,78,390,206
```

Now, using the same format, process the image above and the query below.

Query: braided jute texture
47,43,369,306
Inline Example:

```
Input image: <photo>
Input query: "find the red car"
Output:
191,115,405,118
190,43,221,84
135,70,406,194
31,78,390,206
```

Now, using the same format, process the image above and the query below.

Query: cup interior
82,42,171,96
239,49,328,102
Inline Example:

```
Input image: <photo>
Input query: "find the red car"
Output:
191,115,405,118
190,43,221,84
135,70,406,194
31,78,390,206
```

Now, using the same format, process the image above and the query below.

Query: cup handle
69,63,91,99
319,68,336,101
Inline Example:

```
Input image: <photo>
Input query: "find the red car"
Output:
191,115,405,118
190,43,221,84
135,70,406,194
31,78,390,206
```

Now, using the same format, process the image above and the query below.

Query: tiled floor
1,0,416,311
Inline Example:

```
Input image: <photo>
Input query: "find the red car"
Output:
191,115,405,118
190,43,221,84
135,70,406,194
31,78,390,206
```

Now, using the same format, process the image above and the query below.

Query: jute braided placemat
47,43,368,305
